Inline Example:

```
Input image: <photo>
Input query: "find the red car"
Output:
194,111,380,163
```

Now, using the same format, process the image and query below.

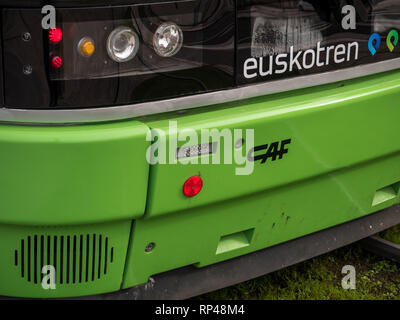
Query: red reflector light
49,28,63,43
183,176,203,197
50,55,63,69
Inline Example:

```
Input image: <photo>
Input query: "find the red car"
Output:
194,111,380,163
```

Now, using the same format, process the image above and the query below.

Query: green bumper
1,70,400,298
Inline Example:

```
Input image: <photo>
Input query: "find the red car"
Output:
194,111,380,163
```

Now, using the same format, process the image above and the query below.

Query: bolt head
23,65,33,75
235,138,245,149
22,32,31,42
145,242,155,253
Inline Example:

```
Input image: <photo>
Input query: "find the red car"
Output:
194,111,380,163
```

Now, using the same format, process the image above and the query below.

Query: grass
380,225,400,245
199,226,400,300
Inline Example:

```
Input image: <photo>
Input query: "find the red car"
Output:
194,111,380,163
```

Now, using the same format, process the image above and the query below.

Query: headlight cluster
107,22,183,63
2,1,235,109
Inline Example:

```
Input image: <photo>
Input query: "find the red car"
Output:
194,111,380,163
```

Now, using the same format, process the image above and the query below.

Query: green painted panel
0,121,150,225
0,220,131,298
2,70,400,296
143,70,400,218
123,70,400,288
123,153,400,288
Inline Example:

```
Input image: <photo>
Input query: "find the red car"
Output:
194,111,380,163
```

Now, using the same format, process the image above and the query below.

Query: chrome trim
1,58,400,125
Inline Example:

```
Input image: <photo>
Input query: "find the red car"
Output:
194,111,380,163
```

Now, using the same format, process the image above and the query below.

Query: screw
235,138,245,149
22,32,31,42
23,65,33,75
145,242,155,253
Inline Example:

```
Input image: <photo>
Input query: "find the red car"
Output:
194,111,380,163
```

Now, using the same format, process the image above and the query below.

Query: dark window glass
2,0,235,108
237,0,400,84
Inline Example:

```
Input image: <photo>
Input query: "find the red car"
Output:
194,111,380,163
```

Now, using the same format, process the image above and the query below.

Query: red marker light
50,55,63,69
49,28,63,43
183,176,203,198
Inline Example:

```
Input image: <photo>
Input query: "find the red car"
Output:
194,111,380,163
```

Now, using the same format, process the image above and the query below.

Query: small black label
248,139,291,164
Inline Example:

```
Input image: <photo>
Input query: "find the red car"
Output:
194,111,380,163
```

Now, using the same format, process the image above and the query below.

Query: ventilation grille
14,234,114,285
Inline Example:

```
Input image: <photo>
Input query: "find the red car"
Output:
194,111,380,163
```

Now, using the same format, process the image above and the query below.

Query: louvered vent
14,234,114,285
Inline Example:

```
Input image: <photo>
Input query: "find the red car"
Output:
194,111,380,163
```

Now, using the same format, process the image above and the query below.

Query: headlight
107,26,139,63
153,22,183,57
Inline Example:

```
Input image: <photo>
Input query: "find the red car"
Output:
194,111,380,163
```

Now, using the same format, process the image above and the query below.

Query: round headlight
153,22,183,57
107,27,139,63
